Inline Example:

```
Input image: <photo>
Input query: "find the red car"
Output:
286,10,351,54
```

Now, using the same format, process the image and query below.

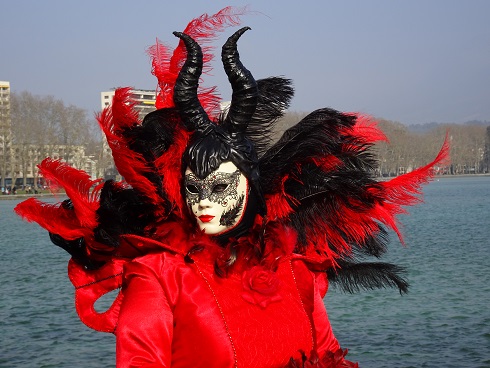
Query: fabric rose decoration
285,349,359,368
241,265,282,308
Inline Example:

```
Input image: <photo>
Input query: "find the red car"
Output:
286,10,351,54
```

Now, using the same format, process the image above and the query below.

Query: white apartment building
101,88,157,120
99,88,158,179
0,81,99,188
0,81,12,188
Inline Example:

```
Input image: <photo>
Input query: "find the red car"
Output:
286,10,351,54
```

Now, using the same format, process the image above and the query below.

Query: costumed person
15,7,449,368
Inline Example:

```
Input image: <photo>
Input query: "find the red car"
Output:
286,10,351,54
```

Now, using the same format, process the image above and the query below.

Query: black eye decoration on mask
220,194,245,226
186,184,200,194
185,170,241,206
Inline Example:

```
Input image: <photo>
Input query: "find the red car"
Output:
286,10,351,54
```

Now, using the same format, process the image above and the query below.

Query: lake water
1,176,489,367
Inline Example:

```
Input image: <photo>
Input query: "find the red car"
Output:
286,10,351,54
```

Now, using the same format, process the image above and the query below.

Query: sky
1,0,489,126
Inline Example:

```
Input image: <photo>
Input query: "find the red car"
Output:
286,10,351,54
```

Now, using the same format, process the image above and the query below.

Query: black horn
221,27,258,136
173,31,212,131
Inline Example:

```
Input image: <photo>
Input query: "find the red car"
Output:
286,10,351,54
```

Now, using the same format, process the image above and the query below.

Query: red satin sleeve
292,259,341,354
116,254,173,367
312,271,341,354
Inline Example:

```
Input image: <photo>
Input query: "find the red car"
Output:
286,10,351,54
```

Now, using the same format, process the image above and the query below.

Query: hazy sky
1,0,489,125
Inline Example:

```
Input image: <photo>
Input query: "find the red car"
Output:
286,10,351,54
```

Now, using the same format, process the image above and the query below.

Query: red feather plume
347,113,389,143
154,125,191,219
371,133,451,243
97,88,166,215
15,198,90,240
148,6,248,118
39,158,102,229
266,174,298,220
14,158,103,239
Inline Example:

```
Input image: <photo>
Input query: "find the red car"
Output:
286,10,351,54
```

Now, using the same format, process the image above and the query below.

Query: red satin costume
116,240,339,367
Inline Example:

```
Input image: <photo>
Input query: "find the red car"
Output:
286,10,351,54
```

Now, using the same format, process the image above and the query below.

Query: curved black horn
221,27,258,135
173,31,212,131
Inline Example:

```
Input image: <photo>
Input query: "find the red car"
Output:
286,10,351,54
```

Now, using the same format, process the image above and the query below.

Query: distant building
0,81,98,189
10,143,96,187
98,90,230,180
0,81,12,188
101,88,157,120
99,88,158,180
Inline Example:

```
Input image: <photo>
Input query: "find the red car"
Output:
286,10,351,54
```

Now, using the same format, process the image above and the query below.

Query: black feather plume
327,259,409,294
242,77,294,157
94,180,157,247
260,108,357,191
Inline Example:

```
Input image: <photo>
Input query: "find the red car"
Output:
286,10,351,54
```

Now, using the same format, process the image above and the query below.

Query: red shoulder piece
68,233,184,333
69,258,125,333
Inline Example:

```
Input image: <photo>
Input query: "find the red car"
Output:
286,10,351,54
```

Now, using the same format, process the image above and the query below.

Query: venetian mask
184,161,249,235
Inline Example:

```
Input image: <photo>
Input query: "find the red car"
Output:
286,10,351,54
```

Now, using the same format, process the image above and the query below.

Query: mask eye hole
186,184,199,194
212,184,228,193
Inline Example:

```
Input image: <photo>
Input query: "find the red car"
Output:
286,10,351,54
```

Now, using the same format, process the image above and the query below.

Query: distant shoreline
436,173,490,178
0,193,66,201
2,174,488,201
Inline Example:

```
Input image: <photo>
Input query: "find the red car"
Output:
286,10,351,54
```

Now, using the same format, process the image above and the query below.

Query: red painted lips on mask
199,215,215,223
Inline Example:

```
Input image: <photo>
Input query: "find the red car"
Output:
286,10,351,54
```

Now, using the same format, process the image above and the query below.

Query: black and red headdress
174,28,264,215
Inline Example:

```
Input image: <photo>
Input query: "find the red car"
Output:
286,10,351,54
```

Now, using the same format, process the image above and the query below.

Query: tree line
10,91,99,150
275,112,490,176
2,92,101,188
3,93,489,189
376,119,489,176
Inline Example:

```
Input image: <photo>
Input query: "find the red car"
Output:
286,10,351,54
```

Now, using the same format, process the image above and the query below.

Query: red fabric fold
69,258,126,333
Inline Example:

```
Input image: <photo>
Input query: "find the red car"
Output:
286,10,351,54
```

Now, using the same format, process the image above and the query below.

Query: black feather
352,227,389,258
94,180,157,247
327,260,409,294
123,108,181,161
49,233,105,270
243,77,294,157
260,108,357,191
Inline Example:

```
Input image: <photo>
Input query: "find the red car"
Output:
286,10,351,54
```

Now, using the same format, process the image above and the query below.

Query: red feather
380,133,450,205
312,155,344,172
154,125,191,219
97,88,166,215
266,175,298,220
372,133,451,243
148,38,173,109
148,6,248,118
37,158,102,229
348,113,388,143
14,158,102,240
14,198,89,240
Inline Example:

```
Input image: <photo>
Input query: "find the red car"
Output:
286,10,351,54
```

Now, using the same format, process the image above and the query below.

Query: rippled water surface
327,176,490,367
1,176,489,367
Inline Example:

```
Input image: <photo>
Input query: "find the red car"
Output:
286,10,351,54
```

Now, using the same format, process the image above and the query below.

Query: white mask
184,161,249,235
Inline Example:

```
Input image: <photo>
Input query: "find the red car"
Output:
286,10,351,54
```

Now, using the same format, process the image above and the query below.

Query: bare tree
442,124,486,174
481,126,490,173
375,120,412,176
10,92,100,186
